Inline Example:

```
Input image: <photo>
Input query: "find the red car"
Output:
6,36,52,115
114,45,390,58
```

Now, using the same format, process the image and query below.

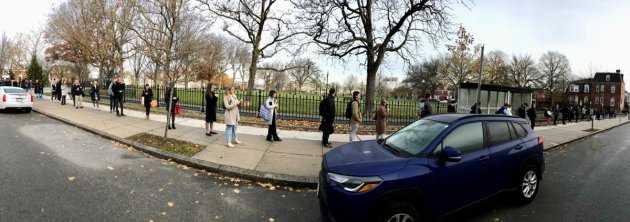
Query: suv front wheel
514,164,540,204
378,202,421,222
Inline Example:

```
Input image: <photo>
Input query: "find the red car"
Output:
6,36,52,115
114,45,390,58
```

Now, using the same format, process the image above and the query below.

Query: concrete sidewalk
32,98,630,186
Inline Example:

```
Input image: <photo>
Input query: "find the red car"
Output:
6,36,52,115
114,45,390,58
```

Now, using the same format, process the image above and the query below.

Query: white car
0,86,33,113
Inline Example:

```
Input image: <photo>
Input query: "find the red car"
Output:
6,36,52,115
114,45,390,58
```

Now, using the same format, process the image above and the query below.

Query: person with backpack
527,103,537,129
418,94,433,118
470,102,481,114
517,103,527,119
348,91,363,142
319,88,336,148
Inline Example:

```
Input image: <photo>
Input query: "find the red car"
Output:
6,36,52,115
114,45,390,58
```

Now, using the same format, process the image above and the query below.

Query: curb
542,120,630,151
33,108,319,188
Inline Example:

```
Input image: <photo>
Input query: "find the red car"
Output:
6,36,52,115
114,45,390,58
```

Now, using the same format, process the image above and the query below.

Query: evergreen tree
27,55,47,85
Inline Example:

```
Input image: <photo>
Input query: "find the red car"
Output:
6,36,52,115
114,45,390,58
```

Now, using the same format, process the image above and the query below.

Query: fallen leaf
150,220,154,222
269,218,275,222
167,202,174,207
107,166,114,170
159,188,164,192
220,193,224,196
194,173,199,176
161,212,167,216
494,218,500,222
68,176,76,181
269,186,276,191
234,184,239,187
233,189,240,194
214,215,221,220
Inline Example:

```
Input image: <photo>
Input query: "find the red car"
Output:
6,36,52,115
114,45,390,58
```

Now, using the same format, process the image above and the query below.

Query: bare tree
480,50,510,85
442,26,480,94
288,58,321,92
294,0,455,110
344,74,359,93
537,51,571,105
129,39,148,87
404,57,442,97
198,0,301,98
508,54,539,88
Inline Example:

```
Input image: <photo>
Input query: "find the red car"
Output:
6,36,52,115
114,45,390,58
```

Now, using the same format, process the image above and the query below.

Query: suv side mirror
377,139,385,144
440,146,462,162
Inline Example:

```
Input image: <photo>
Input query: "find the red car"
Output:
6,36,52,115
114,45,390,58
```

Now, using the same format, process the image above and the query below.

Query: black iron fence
121,86,450,126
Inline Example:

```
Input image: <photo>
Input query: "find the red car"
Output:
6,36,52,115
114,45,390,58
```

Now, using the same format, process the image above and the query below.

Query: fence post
156,86,160,108
257,90,262,117
201,87,205,112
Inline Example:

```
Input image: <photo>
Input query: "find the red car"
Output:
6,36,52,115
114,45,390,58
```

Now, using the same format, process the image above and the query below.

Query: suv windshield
385,119,448,156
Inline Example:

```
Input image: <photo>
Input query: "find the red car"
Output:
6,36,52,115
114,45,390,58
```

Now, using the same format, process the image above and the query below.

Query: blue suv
318,114,545,222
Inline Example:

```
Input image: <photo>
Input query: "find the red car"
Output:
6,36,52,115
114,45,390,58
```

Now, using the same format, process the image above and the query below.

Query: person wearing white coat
265,90,282,142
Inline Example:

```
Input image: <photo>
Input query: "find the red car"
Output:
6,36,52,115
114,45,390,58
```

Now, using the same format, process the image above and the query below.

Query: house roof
593,72,624,82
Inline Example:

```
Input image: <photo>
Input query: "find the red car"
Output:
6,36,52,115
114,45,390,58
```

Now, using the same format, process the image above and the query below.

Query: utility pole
475,45,485,114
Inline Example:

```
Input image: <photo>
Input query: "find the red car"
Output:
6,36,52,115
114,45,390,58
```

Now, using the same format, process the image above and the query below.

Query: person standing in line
574,106,580,123
204,84,218,135
581,106,586,121
544,107,552,127
568,106,573,123
265,90,282,142
470,102,481,114
223,87,241,147
319,88,336,148
51,78,57,101
27,80,33,95
56,79,62,101
561,105,568,124
376,99,389,140
349,91,363,142
113,77,126,117
505,104,513,116
420,94,433,118
72,80,84,109
108,78,115,113
142,84,153,120
90,80,100,109
447,102,457,113
553,104,560,125
164,86,179,129
60,80,68,105
518,103,527,119
527,103,537,130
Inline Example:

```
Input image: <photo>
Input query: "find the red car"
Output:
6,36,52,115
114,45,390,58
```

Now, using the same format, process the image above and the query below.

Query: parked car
0,86,33,113
318,114,544,222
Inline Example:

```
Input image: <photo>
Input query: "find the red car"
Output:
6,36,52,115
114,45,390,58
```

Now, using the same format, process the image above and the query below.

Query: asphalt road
0,110,320,222
3,109,629,222
444,122,630,222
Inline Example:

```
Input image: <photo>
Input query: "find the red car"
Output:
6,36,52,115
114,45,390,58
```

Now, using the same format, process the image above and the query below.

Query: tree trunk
365,64,378,116
246,48,260,106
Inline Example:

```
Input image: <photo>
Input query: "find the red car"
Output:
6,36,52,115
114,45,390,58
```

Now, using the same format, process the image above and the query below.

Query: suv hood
324,141,408,177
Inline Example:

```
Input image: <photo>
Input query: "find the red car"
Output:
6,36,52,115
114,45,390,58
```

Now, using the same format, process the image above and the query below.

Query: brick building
565,70,626,113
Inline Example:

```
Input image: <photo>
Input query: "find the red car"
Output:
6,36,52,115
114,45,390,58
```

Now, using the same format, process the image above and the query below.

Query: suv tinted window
512,122,528,138
442,122,484,154
487,121,512,147
385,119,448,155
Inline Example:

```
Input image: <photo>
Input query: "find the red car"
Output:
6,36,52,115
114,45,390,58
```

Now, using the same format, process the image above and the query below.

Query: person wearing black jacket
518,103,527,119
56,80,62,101
112,77,126,117
319,88,336,148
164,86,179,129
90,80,100,109
204,84,218,135
71,80,85,109
142,84,153,120
526,103,537,129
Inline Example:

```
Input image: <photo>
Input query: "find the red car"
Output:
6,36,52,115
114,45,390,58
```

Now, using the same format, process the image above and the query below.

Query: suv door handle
514,145,524,150
477,155,490,162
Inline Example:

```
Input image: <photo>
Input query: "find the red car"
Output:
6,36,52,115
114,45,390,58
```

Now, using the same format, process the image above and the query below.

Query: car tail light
2,95,5,102
538,137,544,145
30,94,33,102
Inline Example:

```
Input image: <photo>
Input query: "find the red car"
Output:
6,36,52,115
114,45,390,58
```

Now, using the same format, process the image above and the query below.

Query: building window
584,85,590,92
606,75,610,81
595,97,599,104
612,86,615,93
611,97,615,107
601,85,605,92
584,96,589,104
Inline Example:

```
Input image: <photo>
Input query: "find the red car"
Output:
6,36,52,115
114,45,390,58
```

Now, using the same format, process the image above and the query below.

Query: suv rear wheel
379,202,421,222
514,164,540,204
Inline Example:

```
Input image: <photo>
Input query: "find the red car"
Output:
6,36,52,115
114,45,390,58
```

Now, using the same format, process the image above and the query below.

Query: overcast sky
1,0,629,90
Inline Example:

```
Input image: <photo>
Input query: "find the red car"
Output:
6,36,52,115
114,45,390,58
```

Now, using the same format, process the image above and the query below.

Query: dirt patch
127,133,205,157
583,129,600,133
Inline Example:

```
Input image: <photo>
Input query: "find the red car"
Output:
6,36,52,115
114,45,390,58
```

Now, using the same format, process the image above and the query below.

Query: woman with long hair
223,87,241,147
142,84,153,120
265,90,281,142
205,83,218,136
90,80,100,109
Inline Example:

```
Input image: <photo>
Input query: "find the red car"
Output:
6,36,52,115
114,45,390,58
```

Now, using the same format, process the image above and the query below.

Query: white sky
2,0,629,91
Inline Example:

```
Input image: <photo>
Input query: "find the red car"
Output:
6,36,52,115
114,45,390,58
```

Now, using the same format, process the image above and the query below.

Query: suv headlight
327,173,383,193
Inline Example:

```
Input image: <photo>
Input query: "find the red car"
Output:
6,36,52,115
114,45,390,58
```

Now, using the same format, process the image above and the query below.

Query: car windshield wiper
382,142,401,156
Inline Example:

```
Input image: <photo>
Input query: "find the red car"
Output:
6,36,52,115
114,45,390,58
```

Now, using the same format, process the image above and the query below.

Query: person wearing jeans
223,87,241,147
72,80,84,109
349,91,362,142
108,79,115,113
